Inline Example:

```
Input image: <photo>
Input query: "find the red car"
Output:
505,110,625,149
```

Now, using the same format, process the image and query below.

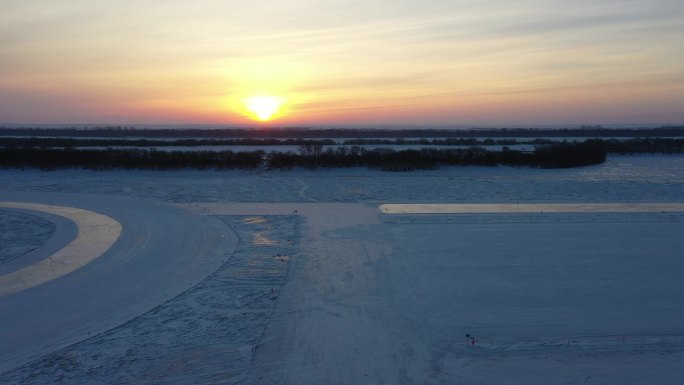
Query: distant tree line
0,148,264,170
0,141,607,171
602,138,684,154
270,141,607,170
0,137,335,148
342,138,548,146
343,138,684,153
3,136,684,153
2,126,683,139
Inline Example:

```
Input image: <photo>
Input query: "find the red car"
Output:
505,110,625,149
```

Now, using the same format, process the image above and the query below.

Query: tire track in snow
297,178,319,202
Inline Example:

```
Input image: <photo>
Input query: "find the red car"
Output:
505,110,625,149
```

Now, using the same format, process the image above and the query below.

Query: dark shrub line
2,126,684,139
1,141,606,171
0,148,264,170
4,136,684,154
0,137,335,147
3,136,684,154
269,141,607,171
602,138,684,154
343,137,684,151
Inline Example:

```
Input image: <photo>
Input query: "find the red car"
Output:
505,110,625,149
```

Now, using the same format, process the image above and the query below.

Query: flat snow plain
1,154,684,384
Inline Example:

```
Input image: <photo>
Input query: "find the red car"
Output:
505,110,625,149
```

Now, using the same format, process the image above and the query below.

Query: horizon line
2,123,683,130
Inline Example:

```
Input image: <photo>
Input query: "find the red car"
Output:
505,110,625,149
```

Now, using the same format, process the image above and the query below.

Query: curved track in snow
0,193,237,373
0,202,122,298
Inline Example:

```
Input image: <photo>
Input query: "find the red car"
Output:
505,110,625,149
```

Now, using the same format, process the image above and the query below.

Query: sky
1,0,683,126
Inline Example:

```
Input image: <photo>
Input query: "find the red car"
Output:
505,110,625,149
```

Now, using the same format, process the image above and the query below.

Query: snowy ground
2,154,683,203
1,215,299,384
0,193,236,374
0,209,56,267
1,154,684,384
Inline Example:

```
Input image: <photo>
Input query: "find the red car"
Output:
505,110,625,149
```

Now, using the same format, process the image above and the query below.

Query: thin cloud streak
0,0,682,124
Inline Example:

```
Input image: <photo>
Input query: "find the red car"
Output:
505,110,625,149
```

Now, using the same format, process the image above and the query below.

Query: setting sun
244,96,284,122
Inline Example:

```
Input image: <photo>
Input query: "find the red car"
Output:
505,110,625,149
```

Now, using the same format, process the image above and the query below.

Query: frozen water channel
1,154,684,384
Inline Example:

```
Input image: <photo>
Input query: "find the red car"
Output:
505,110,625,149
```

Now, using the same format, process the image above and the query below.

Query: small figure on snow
466,333,476,346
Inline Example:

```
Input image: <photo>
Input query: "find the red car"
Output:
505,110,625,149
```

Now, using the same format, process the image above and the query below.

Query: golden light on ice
244,96,284,121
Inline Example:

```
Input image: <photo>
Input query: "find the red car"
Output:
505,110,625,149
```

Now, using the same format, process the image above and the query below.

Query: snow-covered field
0,209,56,268
1,154,684,384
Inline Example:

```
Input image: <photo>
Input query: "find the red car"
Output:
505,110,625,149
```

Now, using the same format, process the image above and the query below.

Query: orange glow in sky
1,0,683,126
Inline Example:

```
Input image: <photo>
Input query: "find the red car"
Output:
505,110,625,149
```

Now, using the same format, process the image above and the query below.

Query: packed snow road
0,192,237,373
381,202,684,214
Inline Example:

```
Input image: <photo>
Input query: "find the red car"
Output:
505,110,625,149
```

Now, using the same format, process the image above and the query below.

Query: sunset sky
1,0,683,126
